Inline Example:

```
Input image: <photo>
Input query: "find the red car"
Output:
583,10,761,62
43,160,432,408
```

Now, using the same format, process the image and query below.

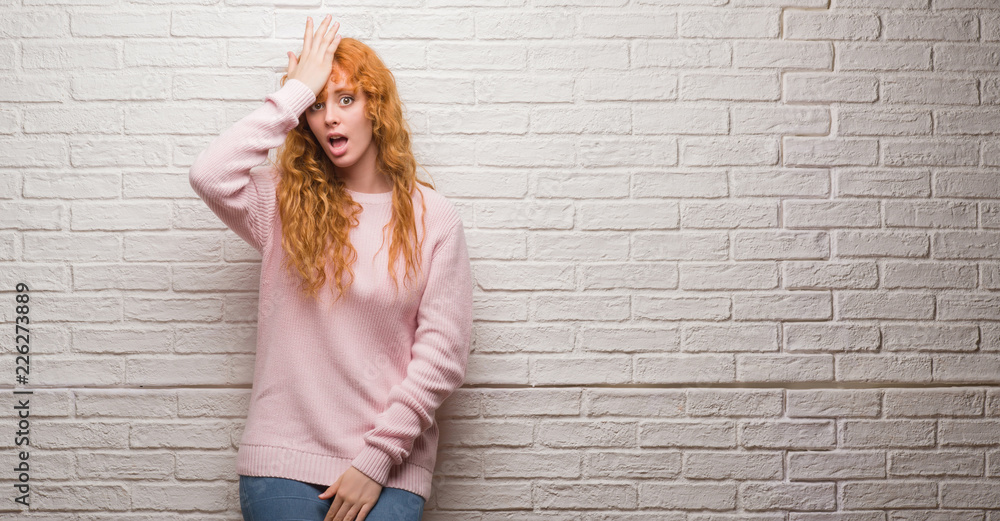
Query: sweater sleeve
350,219,474,485
188,78,317,253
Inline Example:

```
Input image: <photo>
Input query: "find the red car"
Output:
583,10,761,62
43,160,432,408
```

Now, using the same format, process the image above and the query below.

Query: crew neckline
345,187,393,204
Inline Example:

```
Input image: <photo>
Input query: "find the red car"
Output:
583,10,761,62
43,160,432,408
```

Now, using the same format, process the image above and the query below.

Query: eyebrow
318,87,356,97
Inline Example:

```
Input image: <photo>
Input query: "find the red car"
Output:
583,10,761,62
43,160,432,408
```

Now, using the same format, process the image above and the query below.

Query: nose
324,106,340,126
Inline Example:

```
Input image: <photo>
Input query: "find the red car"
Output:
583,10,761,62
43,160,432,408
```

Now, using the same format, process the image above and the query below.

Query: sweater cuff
269,78,317,118
350,444,395,485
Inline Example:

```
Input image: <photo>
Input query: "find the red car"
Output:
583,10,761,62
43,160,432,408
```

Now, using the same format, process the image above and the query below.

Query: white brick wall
2,0,999,518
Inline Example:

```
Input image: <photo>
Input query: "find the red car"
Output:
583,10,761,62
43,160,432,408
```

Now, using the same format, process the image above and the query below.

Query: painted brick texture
2,0,999,518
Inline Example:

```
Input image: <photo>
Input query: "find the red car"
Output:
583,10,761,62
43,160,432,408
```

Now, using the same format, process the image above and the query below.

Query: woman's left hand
319,466,383,521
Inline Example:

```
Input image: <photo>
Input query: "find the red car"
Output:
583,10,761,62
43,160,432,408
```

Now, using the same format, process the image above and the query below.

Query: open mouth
329,136,348,154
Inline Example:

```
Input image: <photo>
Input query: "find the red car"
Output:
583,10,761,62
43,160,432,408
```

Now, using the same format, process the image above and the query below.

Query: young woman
188,15,473,521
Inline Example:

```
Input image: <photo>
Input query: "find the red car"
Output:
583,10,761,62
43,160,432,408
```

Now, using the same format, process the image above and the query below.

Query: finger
323,20,340,43
343,503,361,521
356,503,373,521
318,484,335,499
311,15,332,53
303,17,313,55
330,496,344,520
326,33,342,60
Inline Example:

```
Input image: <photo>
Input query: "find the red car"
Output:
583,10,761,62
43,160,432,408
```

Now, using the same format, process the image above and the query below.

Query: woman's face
304,70,376,174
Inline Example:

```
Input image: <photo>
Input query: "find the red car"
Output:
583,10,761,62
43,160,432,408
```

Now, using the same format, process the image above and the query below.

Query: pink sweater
188,78,473,501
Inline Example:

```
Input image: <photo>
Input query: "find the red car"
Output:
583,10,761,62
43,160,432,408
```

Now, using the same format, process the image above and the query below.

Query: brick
933,232,1000,260
633,231,728,261
481,389,581,417
837,354,933,383
884,388,985,417
882,140,978,167
740,420,836,449
680,10,778,38
634,41,729,69
434,481,531,510
838,111,932,136
935,43,1000,71
789,451,886,480
635,355,736,384
634,171,727,198
586,390,682,418
784,200,880,228
33,484,129,512
77,451,174,480
731,169,829,198
475,201,574,229
75,390,176,418
681,73,780,102
640,421,736,449
734,230,830,260
784,74,879,103
734,40,832,69
837,42,931,71
882,324,979,352
841,481,938,509
836,291,935,320
531,295,629,320
684,452,783,480
681,136,779,166
784,137,879,167
939,420,1000,446
783,261,879,290
889,451,985,477
732,106,830,135
787,389,881,418
681,323,779,353
581,326,678,353
635,295,730,321
639,482,737,510
736,354,834,383
733,292,833,321
935,171,1000,198
687,389,783,417
681,201,777,229
537,420,634,448
784,11,881,40
681,263,778,291
535,482,636,509
884,13,978,40
886,201,977,228
586,450,680,479
933,354,1000,383
741,482,837,511
941,482,1000,508
444,420,533,447
791,513,885,521
841,420,936,448
634,104,727,135
577,201,678,230
881,76,978,105
835,230,929,258
785,323,880,353
474,263,574,291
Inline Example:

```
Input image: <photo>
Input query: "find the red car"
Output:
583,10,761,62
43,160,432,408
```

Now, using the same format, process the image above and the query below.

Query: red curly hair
270,37,434,303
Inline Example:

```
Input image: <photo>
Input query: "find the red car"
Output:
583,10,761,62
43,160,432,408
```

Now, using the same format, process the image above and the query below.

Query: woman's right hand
286,14,342,99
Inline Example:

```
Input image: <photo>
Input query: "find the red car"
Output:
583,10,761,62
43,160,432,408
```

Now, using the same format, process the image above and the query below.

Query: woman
188,14,473,521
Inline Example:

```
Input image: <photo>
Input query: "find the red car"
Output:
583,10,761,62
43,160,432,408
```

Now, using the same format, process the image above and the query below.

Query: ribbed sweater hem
236,443,433,502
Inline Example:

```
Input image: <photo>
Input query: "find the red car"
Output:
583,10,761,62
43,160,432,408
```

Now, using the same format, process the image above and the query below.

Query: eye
310,102,324,111
340,96,353,106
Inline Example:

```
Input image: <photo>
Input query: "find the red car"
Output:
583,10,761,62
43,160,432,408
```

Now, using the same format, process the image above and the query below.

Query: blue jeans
239,475,425,521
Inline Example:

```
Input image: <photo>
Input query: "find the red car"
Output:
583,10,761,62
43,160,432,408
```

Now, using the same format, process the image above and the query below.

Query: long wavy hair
270,37,434,304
